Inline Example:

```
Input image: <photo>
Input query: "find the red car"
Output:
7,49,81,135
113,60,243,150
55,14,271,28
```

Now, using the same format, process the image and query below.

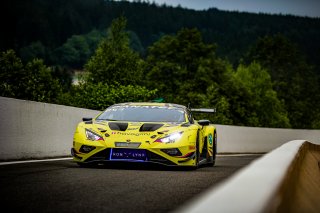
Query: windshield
96,105,187,123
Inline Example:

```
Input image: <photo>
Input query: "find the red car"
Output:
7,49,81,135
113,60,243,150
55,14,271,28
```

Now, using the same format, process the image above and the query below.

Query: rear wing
190,108,216,113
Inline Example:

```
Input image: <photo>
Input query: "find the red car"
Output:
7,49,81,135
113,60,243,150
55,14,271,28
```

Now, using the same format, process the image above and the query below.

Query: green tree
23,59,62,102
61,82,157,110
85,16,144,85
246,35,320,128
56,17,158,110
0,49,62,103
145,28,254,126
0,49,24,97
145,28,217,104
19,41,46,63
54,35,90,68
234,62,290,127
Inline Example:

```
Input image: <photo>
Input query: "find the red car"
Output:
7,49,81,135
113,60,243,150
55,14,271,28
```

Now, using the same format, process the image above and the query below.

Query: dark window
96,106,186,123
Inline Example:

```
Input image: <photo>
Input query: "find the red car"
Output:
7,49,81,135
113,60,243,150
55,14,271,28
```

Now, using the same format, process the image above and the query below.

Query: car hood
90,120,187,141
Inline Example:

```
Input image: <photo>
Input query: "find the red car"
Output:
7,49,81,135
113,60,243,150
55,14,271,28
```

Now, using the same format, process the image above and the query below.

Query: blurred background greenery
1,0,320,129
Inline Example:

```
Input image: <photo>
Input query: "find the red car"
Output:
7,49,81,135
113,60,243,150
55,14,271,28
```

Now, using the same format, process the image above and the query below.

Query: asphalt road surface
0,155,261,213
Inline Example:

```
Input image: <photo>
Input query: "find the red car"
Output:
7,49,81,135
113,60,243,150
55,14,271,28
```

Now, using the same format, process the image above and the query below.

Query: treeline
1,17,320,129
2,0,320,70
1,0,320,129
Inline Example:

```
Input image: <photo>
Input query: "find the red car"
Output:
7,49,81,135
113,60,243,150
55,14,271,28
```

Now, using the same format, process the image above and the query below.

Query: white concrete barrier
174,140,320,213
215,125,320,153
0,97,99,160
0,96,320,160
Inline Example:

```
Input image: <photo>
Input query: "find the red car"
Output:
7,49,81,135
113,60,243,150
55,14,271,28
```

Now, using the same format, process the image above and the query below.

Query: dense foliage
2,0,320,70
245,35,320,128
60,82,157,111
58,17,157,110
0,50,62,103
1,0,320,129
85,17,144,85
144,29,291,127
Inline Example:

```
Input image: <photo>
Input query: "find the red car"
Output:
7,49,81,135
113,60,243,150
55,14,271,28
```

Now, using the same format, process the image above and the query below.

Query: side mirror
82,117,92,122
198,119,210,126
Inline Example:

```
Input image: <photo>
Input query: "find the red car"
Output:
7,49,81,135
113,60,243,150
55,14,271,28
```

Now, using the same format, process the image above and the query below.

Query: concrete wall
0,97,99,160
0,96,320,160
215,124,320,153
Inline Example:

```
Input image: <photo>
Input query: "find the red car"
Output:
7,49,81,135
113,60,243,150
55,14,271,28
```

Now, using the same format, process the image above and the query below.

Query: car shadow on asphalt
71,161,208,171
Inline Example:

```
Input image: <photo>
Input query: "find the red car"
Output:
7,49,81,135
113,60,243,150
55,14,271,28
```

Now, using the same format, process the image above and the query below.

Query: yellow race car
71,102,217,169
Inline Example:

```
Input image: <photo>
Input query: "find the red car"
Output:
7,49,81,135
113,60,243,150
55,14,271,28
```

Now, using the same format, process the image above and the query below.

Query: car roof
110,102,187,110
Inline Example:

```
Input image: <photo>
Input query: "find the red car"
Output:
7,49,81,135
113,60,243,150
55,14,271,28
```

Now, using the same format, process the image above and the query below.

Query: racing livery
71,102,217,168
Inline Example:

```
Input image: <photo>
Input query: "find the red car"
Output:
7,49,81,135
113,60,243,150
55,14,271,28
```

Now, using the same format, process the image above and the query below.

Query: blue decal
110,148,147,161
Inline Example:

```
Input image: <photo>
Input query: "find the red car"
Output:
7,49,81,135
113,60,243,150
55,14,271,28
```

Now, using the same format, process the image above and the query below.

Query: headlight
85,129,104,141
155,132,183,143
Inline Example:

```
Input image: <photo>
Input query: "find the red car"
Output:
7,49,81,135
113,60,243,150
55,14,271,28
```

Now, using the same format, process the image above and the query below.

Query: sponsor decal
110,148,147,161
208,134,213,145
112,152,145,158
111,132,151,136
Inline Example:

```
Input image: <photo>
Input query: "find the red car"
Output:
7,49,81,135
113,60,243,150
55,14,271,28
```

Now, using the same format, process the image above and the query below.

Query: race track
0,155,261,213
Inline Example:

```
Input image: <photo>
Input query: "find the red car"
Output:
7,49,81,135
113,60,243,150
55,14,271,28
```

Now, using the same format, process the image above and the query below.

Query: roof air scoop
108,122,128,131
139,123,163,132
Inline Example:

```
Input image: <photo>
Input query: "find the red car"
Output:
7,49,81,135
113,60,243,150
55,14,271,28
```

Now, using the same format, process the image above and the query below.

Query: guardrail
0,96,319,160
174,140,320,213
